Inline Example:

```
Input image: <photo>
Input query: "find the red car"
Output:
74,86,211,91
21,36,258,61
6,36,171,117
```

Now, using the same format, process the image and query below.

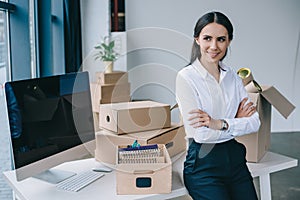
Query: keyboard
56,170,104,192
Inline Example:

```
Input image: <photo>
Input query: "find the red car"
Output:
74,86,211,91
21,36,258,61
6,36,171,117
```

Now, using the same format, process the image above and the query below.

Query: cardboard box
129,125,186,157
236,84,295,162
99,96,131,104
116,144,172,195
94,124,186,165
90,82,130,102
95,71,128,85
90,82,130,112
99,101,171,134
91,96,131,113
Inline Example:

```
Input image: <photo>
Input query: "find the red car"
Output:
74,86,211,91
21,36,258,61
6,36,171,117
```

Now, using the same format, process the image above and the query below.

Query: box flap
126,124,181,141
261,86,295,119
246,83,295,119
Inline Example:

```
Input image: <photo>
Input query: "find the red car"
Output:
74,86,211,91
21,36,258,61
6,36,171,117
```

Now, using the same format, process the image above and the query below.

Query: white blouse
176,59,260,143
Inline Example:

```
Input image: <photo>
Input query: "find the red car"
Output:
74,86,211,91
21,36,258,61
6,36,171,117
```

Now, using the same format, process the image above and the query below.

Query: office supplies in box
99,101,171,134
94,123,186,165
236,78,295,162
95,71,128,85
116,144,172,195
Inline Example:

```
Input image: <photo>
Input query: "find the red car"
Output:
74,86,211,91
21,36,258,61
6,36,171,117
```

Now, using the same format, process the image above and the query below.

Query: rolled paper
237,68,254,86
237,67,262,92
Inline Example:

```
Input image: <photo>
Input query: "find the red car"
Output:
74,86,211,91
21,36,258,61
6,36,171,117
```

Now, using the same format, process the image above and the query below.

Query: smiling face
195,22,231,66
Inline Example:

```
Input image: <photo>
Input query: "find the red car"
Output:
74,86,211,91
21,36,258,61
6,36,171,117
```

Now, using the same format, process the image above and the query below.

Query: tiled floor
268,132,300,200
0,89,299,199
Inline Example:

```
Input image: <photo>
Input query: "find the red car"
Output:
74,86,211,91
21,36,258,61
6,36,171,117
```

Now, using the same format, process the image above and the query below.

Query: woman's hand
235,97,256,118
188,109,221,130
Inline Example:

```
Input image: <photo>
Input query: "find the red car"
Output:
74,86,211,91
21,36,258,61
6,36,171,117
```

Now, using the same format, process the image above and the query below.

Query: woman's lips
208,52,219,58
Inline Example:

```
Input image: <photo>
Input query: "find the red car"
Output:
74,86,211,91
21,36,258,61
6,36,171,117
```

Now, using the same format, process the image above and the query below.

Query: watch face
221,120,228,130
224,121,228,129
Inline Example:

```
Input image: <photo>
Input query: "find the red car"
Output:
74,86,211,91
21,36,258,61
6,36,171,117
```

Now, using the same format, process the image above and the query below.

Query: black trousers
184,139,258,200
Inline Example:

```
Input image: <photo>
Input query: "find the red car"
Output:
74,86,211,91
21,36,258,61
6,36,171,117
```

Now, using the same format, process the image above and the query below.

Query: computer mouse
92,167,112,173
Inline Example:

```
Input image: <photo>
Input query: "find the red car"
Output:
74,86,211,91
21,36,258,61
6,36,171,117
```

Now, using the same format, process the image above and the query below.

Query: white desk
3,151,297,200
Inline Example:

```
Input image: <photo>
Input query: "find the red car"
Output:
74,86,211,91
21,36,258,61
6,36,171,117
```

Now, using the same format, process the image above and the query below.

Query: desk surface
247,151,298,177
3,153,188,200
3,152,298,200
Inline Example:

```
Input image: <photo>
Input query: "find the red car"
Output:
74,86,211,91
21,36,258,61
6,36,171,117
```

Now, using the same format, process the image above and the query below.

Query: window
0,2,16,200
0,2,83,199
110,0,125,32
0,1,12,86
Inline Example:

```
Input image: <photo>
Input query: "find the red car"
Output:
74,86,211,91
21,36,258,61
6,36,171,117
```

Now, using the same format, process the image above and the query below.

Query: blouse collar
191,58,228,80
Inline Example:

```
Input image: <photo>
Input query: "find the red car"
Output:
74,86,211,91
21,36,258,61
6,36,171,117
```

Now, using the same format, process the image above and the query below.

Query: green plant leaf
94,36,118,62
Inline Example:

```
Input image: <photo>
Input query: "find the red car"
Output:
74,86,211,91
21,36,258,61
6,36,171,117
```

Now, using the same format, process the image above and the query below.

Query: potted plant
94,36,119,73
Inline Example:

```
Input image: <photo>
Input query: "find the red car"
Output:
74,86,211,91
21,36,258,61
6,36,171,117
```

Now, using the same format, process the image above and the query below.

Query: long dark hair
190,11,234,64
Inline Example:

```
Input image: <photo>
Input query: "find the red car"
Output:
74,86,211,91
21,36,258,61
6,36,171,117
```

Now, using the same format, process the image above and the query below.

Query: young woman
176,11,260,200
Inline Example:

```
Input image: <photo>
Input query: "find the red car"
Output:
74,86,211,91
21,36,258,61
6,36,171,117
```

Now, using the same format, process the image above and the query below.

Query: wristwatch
220,119,228,131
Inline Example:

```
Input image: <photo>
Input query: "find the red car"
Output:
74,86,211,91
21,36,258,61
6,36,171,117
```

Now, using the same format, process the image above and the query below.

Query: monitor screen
5,71,95,182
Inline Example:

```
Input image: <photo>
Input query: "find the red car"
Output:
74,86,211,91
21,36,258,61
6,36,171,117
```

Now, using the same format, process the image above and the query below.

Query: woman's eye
218,37,226,42
203,37,211,41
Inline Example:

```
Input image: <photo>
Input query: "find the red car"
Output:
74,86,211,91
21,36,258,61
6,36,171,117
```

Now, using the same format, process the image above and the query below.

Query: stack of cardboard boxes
94,100,186,194
95,101,186,194
89,72,187,194
95,101,186,164
90,71,130,131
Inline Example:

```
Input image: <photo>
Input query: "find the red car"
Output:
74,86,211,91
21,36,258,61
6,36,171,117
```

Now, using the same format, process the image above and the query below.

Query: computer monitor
5,71,95,183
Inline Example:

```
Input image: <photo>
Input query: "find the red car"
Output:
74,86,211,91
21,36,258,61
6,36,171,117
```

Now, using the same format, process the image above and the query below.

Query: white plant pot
104,61,114,73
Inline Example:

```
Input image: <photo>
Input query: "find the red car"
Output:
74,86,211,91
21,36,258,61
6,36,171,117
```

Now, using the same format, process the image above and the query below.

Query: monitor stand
33,169,76,184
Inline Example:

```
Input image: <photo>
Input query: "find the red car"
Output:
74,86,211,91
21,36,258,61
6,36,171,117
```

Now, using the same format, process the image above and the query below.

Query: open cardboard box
116,144,172,195
99,101,171,134
94,123,186,165
236,83,295,162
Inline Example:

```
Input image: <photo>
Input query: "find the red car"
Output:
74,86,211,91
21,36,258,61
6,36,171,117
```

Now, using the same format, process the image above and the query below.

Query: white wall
80,0,300,132
126,0,300,132
80,0,109,82
80,0,127,81
80,0,109,59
